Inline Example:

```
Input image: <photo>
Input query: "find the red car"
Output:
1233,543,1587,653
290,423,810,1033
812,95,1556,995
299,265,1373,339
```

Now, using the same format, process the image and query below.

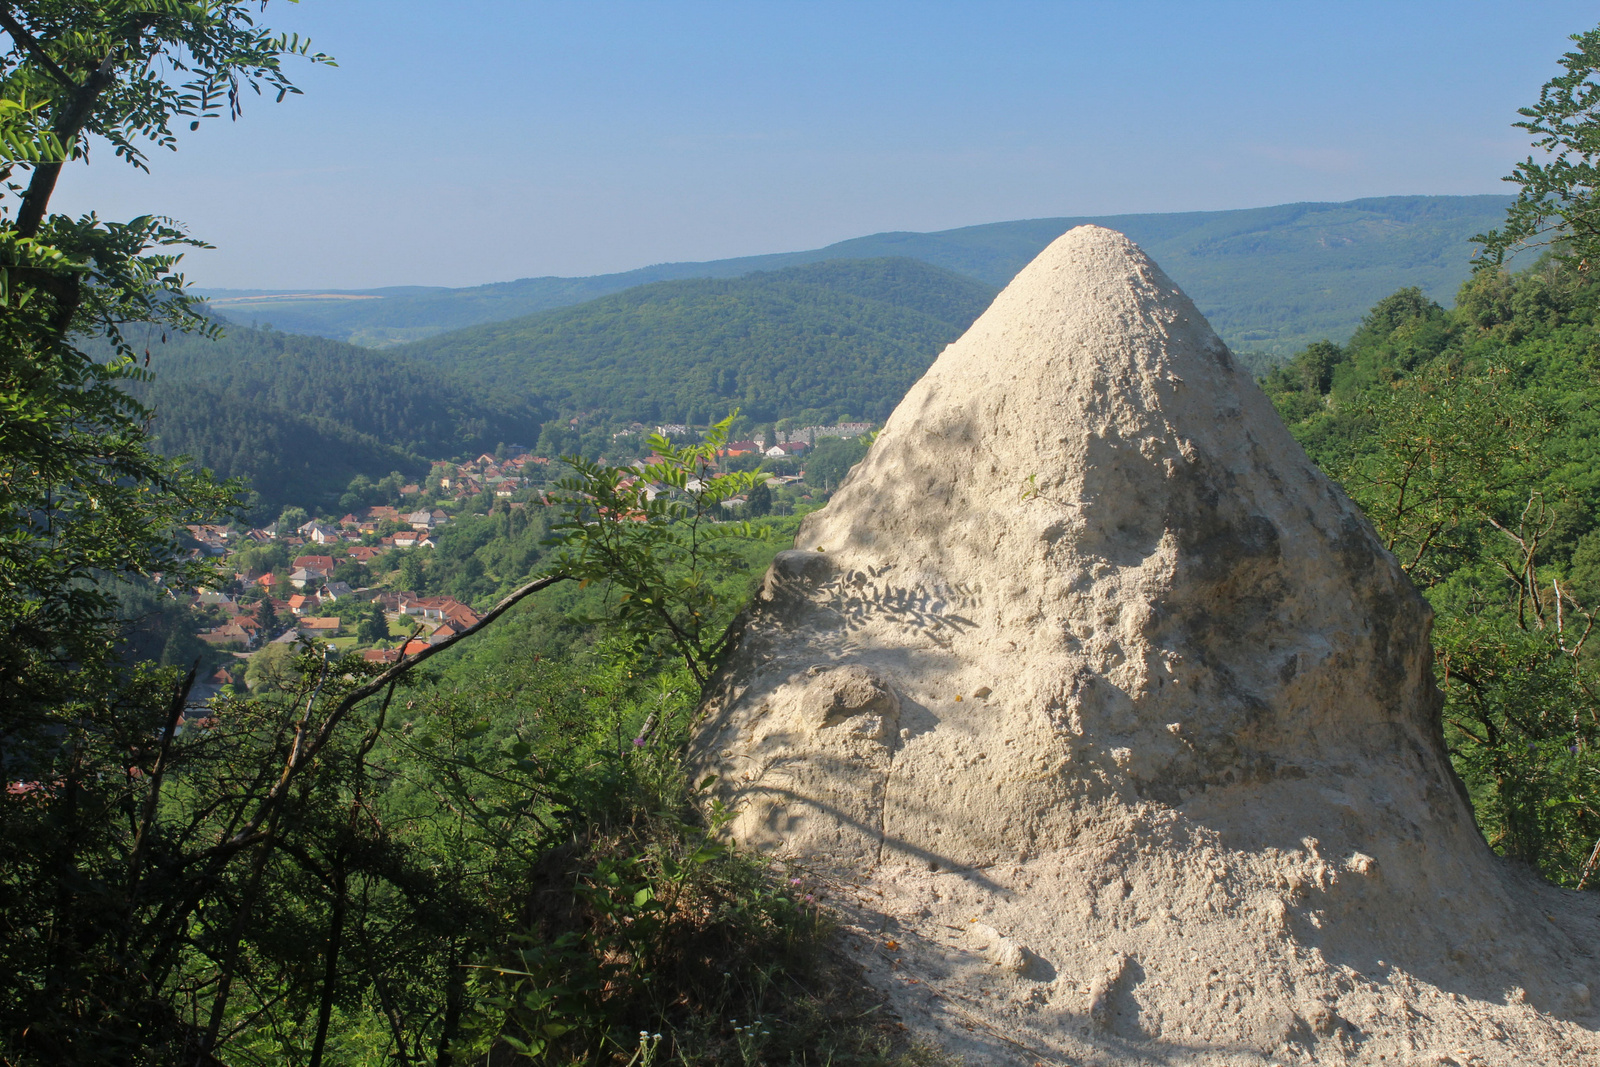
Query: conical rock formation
692,227,1600,1065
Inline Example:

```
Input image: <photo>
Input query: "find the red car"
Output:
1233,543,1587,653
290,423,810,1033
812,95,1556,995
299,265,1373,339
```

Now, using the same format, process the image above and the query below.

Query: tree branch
0,5,80,92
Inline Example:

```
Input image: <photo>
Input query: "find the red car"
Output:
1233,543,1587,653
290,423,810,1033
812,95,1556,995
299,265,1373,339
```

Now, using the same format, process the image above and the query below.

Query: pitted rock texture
692,226,1600,1065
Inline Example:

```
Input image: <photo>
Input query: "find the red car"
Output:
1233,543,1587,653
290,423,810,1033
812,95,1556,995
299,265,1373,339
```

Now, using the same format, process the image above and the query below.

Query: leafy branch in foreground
546,413,771,689
1474,22,1600,268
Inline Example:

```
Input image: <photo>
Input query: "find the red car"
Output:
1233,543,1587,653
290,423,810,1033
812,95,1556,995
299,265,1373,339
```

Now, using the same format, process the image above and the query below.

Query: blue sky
51,1,1600,288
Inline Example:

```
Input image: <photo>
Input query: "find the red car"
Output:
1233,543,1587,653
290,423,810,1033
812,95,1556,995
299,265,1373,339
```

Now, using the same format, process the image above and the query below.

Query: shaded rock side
691,226,1600,1065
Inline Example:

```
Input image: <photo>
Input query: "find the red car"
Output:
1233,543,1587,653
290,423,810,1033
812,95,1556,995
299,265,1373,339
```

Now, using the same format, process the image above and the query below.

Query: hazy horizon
47,1,1596,290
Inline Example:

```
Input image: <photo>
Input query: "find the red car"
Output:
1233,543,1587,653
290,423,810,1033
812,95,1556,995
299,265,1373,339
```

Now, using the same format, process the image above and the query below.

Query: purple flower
632,736,645,747
790,878,802,886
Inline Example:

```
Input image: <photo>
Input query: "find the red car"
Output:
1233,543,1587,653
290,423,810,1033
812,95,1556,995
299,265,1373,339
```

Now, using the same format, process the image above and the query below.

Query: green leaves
1474,24,1600,268
1329,353,1558,583
545,413,771,689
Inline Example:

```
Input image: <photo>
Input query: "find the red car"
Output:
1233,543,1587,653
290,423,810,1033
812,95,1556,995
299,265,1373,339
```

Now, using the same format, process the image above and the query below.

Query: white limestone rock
692,226,1600,1065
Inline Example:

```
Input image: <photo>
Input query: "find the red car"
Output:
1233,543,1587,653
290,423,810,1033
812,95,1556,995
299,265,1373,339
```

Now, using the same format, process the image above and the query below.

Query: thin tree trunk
307,858,347,1067
436,940,464,1067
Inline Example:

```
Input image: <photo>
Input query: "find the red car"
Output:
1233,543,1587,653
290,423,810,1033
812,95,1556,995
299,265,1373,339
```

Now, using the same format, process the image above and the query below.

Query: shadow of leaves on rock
806,562,981,648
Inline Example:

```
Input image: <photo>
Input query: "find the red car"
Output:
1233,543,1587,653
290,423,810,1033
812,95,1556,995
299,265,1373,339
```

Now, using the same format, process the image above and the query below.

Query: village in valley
176,421,873,699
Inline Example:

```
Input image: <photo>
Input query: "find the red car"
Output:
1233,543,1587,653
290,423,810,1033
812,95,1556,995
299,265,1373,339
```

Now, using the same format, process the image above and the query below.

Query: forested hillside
122,325,547,516
202,194,1508,356
394,257,997,424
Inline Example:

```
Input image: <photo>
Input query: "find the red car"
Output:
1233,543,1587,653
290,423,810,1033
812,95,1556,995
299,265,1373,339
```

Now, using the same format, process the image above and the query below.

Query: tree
746,476,772,517
243,636,300,692
548,415,769,689
276,504,309,533
399,551,425,591
1475,24,1600,267
357,600,387,645
802,434,871,491
255,593,279,638
0,6,333,1059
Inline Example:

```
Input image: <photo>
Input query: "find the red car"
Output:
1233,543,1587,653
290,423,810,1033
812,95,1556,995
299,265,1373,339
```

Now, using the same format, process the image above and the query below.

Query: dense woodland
393,257,997,424
115,324,546,516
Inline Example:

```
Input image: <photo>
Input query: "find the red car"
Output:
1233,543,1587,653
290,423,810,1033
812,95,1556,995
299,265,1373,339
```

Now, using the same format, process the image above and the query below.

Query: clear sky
49,1,1600,289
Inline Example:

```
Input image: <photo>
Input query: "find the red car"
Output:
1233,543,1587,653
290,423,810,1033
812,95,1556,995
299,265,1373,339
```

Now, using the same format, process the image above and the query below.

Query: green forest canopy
392,256,997,425
119,324,548,517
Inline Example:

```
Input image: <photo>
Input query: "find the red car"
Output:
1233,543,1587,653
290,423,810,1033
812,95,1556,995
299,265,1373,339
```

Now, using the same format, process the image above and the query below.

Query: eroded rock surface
692,226,1600,1065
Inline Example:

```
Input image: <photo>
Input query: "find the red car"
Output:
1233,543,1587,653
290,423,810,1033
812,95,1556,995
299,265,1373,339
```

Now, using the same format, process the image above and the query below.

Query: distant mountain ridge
392,257,997,424
200,194,1511,356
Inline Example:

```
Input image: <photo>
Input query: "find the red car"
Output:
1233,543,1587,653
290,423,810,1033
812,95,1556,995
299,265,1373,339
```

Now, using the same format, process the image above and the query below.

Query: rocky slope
692,226,1600,1065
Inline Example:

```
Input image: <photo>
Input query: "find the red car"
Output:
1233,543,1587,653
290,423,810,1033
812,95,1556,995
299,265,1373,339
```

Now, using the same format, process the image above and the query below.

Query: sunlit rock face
692,227,1600,1066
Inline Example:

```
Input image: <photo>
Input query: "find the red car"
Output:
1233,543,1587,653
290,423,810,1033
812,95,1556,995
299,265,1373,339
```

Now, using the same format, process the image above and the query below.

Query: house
321,581,355,601
299,521,342,545
298,617,340,637
197,621,253,649
778,441,809,455
375,591,415,613
362,648,402,664
287,594,310,615
347,545,382,563
288,568,318,590
255,573,276,590
406,510,434,529
402,638,431,656
184,524,230,555
291,555,335,576
399,595,481,630
400,483,421,496
723,440,760,456
392,532,420,548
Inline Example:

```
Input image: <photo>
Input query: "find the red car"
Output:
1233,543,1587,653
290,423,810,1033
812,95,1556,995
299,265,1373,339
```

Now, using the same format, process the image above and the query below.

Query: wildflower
805,894,815,902
633,736,646,747
790,877,802,886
